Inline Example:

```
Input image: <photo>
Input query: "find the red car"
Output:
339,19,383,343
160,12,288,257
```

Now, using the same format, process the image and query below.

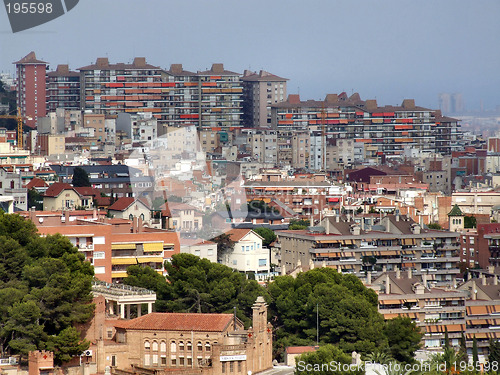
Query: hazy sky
1,0,499,112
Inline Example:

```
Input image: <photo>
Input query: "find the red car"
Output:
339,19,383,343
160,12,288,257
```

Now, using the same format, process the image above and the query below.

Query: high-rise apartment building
197,64,243,129
271,93,462,159
241,70,287,127
14,51,47,129
78,57,168,121
161,64,199,130
46,64,80,112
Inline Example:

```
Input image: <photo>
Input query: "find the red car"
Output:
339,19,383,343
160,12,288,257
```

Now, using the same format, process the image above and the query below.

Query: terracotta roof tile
285,346,319,354
25,178,49,189
44,182,72,197
108,197,135,211
114,312,235,332
226,228,253,242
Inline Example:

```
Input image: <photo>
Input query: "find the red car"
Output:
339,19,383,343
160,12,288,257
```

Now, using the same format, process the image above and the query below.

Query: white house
180,239,217,263
224,228,270,281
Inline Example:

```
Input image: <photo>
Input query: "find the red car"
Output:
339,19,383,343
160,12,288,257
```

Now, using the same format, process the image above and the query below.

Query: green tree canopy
123,253,269,328
294,344,363,375
254,227,277,247
0,213,94,363
384,316,423,363
427,223,442,230
268,268,387,360
72,167,91,187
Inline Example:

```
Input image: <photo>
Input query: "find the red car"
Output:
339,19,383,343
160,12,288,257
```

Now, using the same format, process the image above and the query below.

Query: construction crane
0,107,30,149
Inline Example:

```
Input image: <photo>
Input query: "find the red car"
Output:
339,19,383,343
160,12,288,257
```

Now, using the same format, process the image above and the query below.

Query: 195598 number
5,2,53,14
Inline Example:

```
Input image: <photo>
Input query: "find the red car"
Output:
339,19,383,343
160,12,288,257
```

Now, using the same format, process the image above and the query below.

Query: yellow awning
137,256,164,264
379,300,402,305
143,242,164,252
111,243,136,250
112,272,128,278
112,258,137,265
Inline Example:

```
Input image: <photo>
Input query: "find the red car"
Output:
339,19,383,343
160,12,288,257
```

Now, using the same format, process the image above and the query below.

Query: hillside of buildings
3,51,500,374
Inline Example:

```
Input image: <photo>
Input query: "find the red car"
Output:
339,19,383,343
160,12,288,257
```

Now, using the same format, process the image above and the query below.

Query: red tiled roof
44,182,72,197
25,177,48,189
74,186,99,197
114,312,235,332
226,228,252,242
13,51,47,65
108,197,135,211
285,346,319,355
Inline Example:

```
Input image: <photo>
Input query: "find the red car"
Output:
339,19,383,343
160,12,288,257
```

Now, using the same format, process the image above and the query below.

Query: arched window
197,341,203,352
160,341,167,352
129,214,134,220
152,341,158,351
170,341,176,352
186,341,192,351
179,341,184,351
140,213,145,221
144,340,150,350
205,342,211,352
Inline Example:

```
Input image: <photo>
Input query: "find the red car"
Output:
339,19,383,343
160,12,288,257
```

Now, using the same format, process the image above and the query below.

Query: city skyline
1,0,499,113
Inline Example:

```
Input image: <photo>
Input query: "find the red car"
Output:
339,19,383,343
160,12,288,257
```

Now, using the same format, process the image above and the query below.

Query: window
152,355,158,365
205,342,211,352
187,357,192,366
144,341,150,350
161,356,167,365
144,354,150,366
171,341,177,352
179,357,185,366
160,341,166,352
171,356,177,366
259,259,267,267
152,341,158,351
179,341,184,351
187,341,192,351
197,341,203,352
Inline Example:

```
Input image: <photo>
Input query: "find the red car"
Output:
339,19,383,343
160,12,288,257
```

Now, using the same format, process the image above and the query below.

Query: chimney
472,280,477,300
383,265,387,272
396,267,401,279
310,215,314,227
488,265,495,274
326,218,330,235
482,274,487,286
281,265,286,276
495,277,498,286
93,208,97,220
415,284,425,294
366,271,372,285
422,272,427,287
336,215,340,223
408,268,412,279
64,210,69,224
396,214,400,222
385,274,391,294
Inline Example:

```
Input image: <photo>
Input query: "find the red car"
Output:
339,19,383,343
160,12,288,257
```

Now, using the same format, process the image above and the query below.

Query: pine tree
472,336,479,366
458,331,468,364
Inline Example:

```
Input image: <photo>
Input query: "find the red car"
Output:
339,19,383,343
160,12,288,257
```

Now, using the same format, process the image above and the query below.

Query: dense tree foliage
427,223,442,230
124,254,269,327
72,167,91,187
294,345,363,375
384,317,422,363
0,213,94,363
288,219,310,230
253,227,277,247
213,232,235,263
268,268,387,360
